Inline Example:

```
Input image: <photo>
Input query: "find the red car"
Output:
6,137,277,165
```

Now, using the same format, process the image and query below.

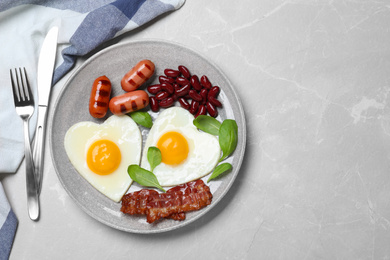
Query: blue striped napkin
0,183,17,260
0,0,185,258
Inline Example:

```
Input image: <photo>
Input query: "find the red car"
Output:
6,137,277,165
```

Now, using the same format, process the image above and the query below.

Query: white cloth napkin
0,0,185,258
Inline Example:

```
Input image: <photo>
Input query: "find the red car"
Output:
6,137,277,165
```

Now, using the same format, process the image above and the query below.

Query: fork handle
24,119,40,220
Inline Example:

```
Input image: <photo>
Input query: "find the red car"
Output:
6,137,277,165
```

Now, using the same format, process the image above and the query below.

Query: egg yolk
87,140,121,175
157,131,189,165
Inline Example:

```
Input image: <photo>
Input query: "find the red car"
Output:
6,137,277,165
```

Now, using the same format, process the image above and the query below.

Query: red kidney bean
147,84,162,94
195,105,207,118
206,101,218,117
178,65,191,79
173,83,180,90
178,97,190,110
200,89,208,104
190,75,202,91
189,100,200,114
159,97,175,108
164,69,180,78
156,91,170,101
208,86,220,98
200,75,212,89
176,77,189,86
209,96,222,107
161,82,174,94
175,84,191,97
188,90,202,102
150,96,159,112
159,75,175,84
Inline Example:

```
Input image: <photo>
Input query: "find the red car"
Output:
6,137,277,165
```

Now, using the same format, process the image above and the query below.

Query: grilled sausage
89,75,111,118
121,60,155,92
109,90,149,115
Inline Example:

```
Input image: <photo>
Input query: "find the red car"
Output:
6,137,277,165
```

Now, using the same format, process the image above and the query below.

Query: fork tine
10,68,20,102
16,68,26,101
14,68,22,100
21,67,31,101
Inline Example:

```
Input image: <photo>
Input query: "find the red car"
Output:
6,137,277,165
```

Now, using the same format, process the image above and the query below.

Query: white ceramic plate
50,40,246,233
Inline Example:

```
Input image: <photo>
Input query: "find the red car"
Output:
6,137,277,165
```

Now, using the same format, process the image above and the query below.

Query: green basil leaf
127,164,166,192
148,146,161,172
193,115,221,136
219,119,238,162
207,163,232,182
129,111,153,128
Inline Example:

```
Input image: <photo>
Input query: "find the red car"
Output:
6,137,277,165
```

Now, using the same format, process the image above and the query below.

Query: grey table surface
3,1,390,259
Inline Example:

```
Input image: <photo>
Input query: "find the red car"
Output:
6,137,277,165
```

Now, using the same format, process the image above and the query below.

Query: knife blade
33,26,59,194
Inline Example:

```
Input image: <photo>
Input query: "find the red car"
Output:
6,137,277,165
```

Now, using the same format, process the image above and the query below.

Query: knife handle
33,105,48,195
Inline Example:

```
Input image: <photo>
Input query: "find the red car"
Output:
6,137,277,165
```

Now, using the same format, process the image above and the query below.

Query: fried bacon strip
121,180,212,223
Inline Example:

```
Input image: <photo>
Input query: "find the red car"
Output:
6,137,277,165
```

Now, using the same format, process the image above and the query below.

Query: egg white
140,107,221,186
64,115,142,202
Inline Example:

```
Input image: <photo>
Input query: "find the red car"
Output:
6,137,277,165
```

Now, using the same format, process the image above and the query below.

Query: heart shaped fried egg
64,115,142,202
140,107,221,186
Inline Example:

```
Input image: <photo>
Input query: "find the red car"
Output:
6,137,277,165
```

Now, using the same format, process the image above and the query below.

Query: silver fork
10,67,40,221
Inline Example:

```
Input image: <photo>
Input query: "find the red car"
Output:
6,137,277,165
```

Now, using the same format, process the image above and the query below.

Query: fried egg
64,115,142,202
140,107,221,186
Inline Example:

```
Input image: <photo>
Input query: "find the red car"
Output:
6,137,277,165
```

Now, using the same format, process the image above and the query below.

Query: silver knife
33,26,59,194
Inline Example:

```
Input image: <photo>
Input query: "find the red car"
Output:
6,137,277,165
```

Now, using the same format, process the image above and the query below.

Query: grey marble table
3,1,390,259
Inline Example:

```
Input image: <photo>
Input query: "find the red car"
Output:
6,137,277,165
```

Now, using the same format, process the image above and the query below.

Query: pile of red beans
147,65,222,117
